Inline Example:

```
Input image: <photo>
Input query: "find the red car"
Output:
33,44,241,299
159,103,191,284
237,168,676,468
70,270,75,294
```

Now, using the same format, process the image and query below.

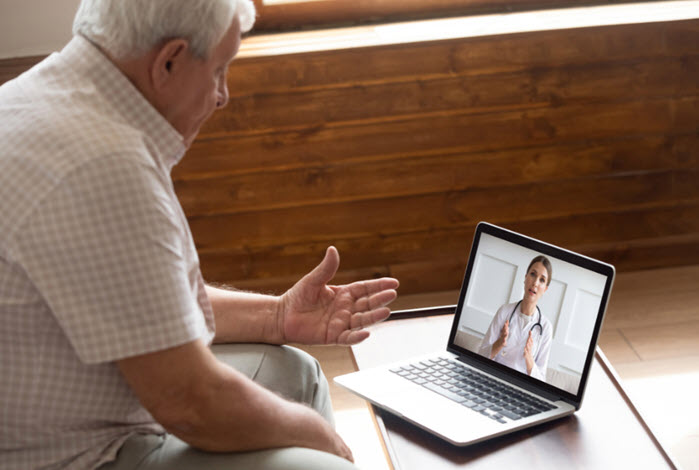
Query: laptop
335,221,615,446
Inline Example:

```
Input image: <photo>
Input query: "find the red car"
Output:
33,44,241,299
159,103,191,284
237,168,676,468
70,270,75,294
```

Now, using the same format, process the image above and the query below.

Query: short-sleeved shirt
0,36,215,469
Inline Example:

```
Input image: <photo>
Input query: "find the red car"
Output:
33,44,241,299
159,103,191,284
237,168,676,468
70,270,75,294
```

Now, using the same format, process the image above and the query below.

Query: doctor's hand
277,247,399,346
490,320,510,359
523,332,535,375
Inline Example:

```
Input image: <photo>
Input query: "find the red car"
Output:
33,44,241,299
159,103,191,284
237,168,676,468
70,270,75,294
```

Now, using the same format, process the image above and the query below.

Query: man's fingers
348,307,391,331
354,289,398,312
347,277,399,298
337,328,371,346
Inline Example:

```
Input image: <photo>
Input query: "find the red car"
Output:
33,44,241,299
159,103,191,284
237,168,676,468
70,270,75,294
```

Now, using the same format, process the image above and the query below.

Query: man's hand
278,247,399,345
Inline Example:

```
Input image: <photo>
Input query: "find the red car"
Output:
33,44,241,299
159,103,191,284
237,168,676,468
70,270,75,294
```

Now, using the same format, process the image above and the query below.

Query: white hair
73,0,256,59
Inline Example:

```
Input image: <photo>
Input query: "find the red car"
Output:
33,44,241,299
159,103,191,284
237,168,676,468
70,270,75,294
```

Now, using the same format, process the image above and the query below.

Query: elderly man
0,1,399,469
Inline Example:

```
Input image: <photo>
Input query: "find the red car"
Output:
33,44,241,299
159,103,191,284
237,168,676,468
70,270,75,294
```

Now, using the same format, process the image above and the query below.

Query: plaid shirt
0,36,215,469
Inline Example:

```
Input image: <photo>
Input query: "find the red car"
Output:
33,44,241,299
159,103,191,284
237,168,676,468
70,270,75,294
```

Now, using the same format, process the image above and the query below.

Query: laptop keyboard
390,357,557,424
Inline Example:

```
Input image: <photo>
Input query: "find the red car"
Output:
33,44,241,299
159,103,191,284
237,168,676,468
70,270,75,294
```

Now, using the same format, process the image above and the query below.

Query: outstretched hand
277,247,399,346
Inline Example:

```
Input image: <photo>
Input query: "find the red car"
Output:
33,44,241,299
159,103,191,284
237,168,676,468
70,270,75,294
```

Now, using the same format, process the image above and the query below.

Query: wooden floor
297,264,699,470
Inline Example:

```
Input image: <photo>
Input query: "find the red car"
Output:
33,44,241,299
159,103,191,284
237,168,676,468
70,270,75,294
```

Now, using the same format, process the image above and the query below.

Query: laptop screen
448,222,615,403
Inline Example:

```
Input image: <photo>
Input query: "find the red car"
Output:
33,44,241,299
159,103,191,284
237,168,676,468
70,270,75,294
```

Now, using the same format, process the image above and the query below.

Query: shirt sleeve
13,154,208,364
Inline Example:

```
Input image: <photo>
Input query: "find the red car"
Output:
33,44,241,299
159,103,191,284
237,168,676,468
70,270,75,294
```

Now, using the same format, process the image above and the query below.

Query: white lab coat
477,301,553,381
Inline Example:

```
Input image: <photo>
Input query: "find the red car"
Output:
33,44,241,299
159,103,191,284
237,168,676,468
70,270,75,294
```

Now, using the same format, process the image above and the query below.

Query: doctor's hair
73,0,256,60
526,255,552,286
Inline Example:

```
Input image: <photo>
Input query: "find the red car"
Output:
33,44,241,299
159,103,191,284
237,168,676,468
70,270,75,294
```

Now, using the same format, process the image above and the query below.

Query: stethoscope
508,300,543,336
500,300,543,358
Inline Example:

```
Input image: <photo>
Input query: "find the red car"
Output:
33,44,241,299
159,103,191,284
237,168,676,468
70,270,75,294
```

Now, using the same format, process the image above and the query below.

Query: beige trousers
99,344,358,470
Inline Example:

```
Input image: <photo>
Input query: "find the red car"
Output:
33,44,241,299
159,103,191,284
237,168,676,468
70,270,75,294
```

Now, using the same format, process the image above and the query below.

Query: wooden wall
175,17,699,295
3,15,698,297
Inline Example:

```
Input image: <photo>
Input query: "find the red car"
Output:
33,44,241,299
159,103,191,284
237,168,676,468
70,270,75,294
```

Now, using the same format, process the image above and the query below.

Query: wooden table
350,308,679,470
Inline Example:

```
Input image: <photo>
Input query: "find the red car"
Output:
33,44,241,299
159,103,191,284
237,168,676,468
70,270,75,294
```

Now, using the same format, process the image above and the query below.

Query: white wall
0,0,81,59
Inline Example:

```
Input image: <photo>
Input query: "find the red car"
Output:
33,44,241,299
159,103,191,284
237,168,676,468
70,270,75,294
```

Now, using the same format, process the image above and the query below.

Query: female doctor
477,255,554,381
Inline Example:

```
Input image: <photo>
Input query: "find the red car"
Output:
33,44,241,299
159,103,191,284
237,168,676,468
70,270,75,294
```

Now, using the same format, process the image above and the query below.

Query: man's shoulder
0,56,156,177
1,56,149,160
0,101,157,203
0,42,172,242
0,99,161,244
1,37,181,182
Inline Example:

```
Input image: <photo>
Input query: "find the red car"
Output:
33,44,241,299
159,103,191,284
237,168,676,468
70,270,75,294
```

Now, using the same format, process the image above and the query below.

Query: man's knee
255,345,326,405
211,343,329,409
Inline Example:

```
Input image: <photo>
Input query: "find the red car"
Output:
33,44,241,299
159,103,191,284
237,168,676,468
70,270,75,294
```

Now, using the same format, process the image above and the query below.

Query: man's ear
150,39,189,90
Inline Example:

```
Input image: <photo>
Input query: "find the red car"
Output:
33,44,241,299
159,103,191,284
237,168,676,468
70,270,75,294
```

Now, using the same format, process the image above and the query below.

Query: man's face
166,18,241,147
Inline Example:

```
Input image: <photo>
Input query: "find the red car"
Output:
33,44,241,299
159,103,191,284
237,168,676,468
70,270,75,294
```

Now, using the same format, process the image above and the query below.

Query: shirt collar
60,35,187,172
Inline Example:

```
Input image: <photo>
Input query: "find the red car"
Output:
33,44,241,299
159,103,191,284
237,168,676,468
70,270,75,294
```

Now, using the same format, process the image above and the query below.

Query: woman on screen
477,255,554,381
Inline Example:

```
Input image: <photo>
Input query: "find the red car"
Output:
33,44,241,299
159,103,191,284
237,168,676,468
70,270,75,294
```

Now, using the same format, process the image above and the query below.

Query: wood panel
190,174,693,252
197,201,699,293
178,98,698,177
220,20,699,95
188,168,699,251
208,58,697,133
176,134,698,216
